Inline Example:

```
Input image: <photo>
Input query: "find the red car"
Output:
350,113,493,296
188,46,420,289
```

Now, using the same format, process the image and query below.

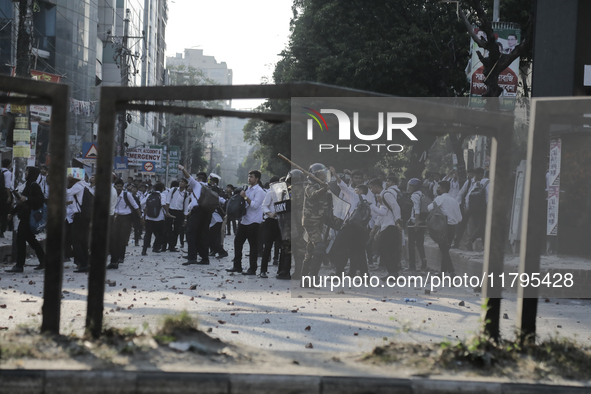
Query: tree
246,0,471,175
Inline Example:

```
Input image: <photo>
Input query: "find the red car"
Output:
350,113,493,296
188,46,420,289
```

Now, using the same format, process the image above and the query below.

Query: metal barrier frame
517,97,591,342
91,82,515,339
0,74,69,334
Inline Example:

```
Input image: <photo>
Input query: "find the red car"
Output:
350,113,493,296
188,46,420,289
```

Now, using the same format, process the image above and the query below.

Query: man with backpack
260,176,283,278
427,181,462,274
141,182,169,255
226,170,266,275
66,172,92,272
329,166,370,276
177,166,216,265
465,169,489,251
164,178,190,252
452,168,475,248
207,173,228,259
368,178,402,278
109,179,143,269
407,178,430,272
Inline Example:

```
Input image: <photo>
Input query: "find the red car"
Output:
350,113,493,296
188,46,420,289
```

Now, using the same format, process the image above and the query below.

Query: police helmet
308,163,330,183
286,169,305,185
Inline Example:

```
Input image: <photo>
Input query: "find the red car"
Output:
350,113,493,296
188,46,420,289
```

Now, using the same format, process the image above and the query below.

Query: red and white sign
143,161,155,172
128,147,162,165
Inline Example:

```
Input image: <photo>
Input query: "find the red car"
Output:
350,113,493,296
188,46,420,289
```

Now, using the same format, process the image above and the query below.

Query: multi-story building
0,0,167,161
166,48,250,184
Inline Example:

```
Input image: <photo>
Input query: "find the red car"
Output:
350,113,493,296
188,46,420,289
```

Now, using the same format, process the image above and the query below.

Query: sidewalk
1,369,589,394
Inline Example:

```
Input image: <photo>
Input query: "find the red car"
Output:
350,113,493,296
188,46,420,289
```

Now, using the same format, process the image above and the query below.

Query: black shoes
196,259,210,265
182,260,198,265
152,248,161,253
259,272,268,278
225,267,241,273
75,265,90,272
209,251,216,256
34,263,46,271
6,265,23,273
217,251,229,258
141,250,148,256
276,272,291,280
169,248,179,252
242,269,256,276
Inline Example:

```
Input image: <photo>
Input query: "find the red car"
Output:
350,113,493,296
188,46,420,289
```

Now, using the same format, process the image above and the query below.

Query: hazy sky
165,0,293,109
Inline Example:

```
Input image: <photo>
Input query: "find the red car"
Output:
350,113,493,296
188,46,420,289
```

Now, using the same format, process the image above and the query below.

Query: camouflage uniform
301,182,333,277
288,183,306,278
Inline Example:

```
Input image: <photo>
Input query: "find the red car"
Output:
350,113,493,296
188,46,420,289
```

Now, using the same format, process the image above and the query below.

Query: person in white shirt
407,178,427,272
368,178,402,277
443,170,461,199
141,182,168,255
328,167,370,276
226,170,266,275
67,173,91,272
36,165,49,202
108,179,143,269
177,167,214,265
452,168,475,248
164,179,190,251
260,176,282,278
428,181,462,274
0,159,13,237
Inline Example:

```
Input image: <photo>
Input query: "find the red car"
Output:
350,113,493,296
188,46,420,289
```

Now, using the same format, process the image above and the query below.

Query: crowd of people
2,161,491,282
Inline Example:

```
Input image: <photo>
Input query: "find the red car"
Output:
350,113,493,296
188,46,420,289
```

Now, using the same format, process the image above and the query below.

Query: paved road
1,237,589,352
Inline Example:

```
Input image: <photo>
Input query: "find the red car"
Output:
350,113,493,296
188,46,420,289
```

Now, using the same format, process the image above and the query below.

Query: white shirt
261,189,278,219
66,180,88,214
370,187,401,232
66,195,75,224
186,177,205,211
141,191,166,221
464,178,489,209
37,174,49,199
167,187,190,212
428,193,463,225
2,168,13,190
410,190,423,222
456,178,473,206
114,190,139,215
337,180,359,215
241,184,266,225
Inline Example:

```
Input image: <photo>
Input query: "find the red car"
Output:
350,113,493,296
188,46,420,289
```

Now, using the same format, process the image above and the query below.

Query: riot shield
271,182,291,241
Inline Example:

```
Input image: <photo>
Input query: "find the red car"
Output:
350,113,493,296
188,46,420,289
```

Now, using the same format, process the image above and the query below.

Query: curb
1,370,589,394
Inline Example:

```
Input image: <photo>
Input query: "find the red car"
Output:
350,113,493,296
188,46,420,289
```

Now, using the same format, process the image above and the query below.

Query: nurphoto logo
303,107,418,153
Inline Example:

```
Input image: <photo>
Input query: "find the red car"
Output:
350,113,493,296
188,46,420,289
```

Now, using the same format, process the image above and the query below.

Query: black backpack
427,202,448,244
468,180,489,215
397,191,414,222
226,191,246,220
145,192,162,218
197,185,220,214
74,186,94,222
347,194,371,229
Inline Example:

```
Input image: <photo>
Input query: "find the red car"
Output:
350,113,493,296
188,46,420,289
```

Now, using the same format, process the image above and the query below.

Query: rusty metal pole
515,99,550,343
39,83,69,334
85,88,117,338
481,117,514,341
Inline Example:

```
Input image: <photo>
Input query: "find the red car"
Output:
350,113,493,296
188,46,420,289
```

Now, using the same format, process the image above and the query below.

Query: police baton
277,154,329,189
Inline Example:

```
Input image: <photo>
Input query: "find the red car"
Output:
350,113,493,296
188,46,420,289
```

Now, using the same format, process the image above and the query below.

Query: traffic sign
83,142,98,159
143,161,155,172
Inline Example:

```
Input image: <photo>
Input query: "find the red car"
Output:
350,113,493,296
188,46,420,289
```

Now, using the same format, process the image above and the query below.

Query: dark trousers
168,209,185,250
226,218,237,235
64,220,73,259
208,222,226,254
186,206,211,261
144,220,166,252
407,226,426,270
468,212,486,244
438,224,456,273
453,206,469,245
261,219,282,273
377,225,401,275
16,215,45,266
110,214,133,264
233,222,260,271
0,195,9,234
131,213,142,244
330,223,368,275
71,213,89,268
